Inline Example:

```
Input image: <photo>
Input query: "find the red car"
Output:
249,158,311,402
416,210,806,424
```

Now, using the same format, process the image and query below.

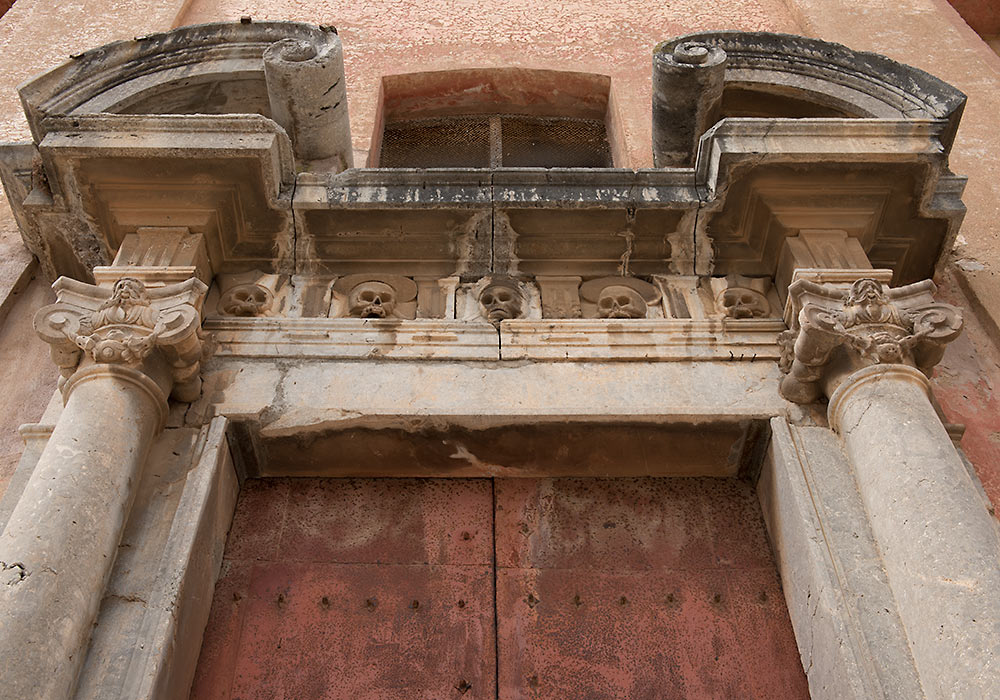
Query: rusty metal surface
229,561,495,699
192,476,806,699
494,478,808,699
190,478,496,699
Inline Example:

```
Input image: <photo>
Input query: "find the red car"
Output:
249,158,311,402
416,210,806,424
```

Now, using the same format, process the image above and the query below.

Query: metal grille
501,115,612,168
379,116,491,168
378,114,613,168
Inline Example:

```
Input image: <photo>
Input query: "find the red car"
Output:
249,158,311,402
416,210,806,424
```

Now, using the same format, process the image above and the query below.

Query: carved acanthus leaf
779,277,962,404
34,276,207,400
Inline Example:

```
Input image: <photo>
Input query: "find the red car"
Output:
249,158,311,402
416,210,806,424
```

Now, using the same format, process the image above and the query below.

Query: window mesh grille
501,116,611,168
378,114,612,168
379,116,491,168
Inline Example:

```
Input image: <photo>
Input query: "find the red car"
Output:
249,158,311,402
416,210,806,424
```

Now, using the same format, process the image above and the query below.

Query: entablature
0,21,970,366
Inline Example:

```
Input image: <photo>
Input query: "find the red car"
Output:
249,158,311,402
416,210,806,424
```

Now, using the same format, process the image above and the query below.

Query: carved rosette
779,278,962,403
34,276,208,401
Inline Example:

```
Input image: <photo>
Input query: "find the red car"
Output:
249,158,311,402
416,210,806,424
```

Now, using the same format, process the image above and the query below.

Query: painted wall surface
176,0,799,168
191,477,807,699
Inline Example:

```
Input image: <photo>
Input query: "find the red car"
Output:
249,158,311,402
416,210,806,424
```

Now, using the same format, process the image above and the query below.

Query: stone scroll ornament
778,277,963,403
33,276,208,401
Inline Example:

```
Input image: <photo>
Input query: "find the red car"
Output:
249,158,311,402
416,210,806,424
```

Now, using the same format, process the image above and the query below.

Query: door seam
491,477,500,699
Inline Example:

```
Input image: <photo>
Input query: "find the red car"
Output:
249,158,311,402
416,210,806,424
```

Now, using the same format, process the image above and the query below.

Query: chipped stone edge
113,416,239,700
758,417,925,700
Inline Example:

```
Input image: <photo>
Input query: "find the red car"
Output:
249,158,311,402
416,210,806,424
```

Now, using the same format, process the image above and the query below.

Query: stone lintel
189,357,789,435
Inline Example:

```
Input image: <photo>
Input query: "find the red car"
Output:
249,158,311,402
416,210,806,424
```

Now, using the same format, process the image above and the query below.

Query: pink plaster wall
176,0,800,168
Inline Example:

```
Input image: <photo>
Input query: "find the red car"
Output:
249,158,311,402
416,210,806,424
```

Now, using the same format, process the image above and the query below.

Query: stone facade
0,2,999,699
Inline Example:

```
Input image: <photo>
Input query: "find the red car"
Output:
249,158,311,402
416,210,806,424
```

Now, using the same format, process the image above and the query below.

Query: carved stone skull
219,284,272,317
597,285,647,319
479,281,523,326
348,281,396,318
720,288,769,319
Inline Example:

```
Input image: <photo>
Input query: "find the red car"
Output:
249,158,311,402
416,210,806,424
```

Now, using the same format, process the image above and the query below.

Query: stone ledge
204,317,786,361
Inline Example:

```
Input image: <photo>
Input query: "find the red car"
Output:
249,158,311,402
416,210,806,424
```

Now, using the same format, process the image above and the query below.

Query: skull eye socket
497,291,512,302
617,295,632,306
481,293,495,305
360,290,375,302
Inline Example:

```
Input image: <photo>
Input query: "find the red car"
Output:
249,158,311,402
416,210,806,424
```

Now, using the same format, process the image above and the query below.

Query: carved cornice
779,277,962,403
34,276,208,401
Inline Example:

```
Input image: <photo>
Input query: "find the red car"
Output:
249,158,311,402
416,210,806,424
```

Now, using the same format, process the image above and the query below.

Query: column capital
778,277,962,403
33,275,208,402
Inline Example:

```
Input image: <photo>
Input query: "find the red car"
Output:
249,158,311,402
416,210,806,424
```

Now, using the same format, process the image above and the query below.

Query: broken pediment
0,22,969,301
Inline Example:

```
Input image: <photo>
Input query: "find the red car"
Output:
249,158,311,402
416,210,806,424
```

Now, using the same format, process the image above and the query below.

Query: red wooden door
191,477,807,699
190,478,497,699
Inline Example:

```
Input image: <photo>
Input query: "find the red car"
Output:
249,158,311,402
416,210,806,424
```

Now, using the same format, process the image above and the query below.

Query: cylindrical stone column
264,27,353,171
0,363,168,700
828,364,1000,699
652,38,727,167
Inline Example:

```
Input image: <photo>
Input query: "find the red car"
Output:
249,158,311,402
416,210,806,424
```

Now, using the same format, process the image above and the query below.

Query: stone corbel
34,276,208,402
779,277,962,403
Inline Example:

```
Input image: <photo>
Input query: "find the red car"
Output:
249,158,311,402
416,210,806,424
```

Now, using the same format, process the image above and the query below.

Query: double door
191,477,807,699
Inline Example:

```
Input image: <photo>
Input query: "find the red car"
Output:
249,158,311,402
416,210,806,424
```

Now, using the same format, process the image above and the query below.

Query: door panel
494,478,808,699
230,561,495,699
191,477,807,699
190,478,497,699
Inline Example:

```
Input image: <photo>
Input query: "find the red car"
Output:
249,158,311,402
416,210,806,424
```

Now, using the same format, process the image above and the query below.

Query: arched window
369,68,619,168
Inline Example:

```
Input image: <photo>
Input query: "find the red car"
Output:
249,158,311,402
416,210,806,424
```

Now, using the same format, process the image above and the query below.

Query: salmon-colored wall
176,0,800,168
946,0,1000,37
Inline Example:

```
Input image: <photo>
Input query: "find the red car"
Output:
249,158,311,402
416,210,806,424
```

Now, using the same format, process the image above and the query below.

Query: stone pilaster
780,276,1000,698
0,276,205,700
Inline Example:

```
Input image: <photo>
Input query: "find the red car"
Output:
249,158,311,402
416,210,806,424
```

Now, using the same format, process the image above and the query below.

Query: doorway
190,477,807,699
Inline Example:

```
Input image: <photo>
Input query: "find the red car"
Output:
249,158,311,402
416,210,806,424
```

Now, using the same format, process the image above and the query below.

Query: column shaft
0,365,165,700
829,364,1000,698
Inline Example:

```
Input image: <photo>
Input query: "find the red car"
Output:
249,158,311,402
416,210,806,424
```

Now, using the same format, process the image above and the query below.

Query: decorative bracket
34,276,208,401
779,277,962,403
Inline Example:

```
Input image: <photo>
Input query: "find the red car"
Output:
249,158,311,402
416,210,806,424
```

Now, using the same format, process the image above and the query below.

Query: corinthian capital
779,277,962,403
34,276,208,401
